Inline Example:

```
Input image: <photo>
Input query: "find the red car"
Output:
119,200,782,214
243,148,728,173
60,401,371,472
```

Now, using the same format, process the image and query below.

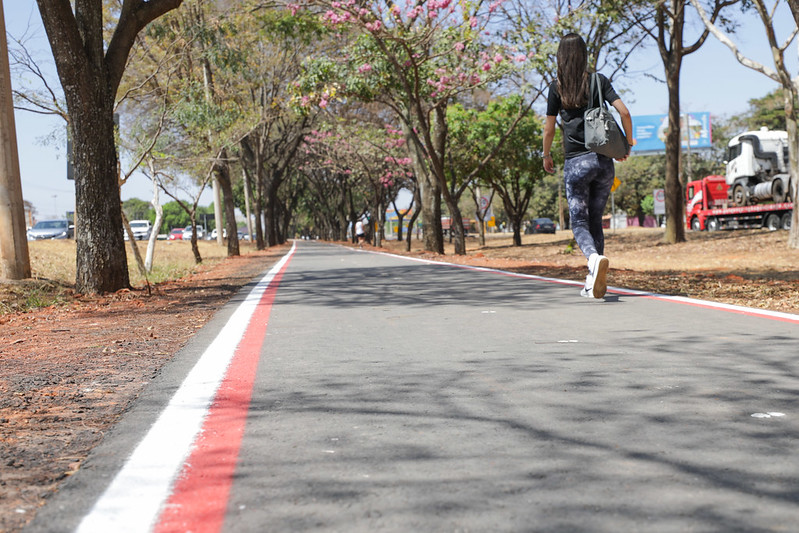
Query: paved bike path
27,240,799,532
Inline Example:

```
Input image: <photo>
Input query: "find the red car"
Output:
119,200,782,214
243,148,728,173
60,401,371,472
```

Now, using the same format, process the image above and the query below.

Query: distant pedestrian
543,33,634,299
355,219,365,247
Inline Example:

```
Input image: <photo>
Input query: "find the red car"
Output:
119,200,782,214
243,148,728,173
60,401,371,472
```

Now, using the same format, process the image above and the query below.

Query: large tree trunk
403,123,443,253
663,65,686,244
36,0,182,293
72,102,130,292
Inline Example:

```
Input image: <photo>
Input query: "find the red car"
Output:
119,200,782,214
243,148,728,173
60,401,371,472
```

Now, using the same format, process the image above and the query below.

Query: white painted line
75,243,296,533
348,245,799,324
751,412,786,418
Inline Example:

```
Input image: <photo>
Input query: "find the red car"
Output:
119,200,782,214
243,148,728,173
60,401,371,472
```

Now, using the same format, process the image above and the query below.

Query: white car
124,220,152,241
182,226,205,240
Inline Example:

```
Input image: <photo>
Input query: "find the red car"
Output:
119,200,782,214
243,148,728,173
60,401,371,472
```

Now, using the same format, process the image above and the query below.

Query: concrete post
0,0,31,280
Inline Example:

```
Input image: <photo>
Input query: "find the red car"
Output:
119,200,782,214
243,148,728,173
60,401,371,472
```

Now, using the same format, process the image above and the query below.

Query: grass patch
1,239,243,314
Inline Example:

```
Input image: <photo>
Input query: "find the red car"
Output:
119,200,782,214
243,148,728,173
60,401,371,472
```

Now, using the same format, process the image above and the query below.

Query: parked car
182,226,204,240
209,228,226,240
27,219,73,240
527,217,556,234
124,220,152,241
168,228,184,241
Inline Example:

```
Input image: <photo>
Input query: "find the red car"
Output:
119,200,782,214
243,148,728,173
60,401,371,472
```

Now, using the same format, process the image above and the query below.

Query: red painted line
154,251,294,533
360,246,799,325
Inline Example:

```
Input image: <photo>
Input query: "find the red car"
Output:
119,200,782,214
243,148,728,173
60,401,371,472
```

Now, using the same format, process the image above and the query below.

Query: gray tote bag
584,73,629,159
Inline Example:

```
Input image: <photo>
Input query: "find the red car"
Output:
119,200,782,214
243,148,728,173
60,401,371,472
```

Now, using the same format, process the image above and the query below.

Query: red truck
685,175,793,231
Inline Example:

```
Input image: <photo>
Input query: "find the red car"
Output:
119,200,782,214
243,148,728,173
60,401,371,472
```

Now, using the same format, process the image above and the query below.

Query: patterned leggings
563,152,615,259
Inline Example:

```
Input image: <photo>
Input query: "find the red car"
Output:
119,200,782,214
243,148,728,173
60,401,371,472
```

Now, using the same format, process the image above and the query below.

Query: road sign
654,189,666,215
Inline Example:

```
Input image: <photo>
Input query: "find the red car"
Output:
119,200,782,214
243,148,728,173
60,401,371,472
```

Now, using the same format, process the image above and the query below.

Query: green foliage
448,95,552,240
170,80,240,134
160,201,191,232
614,155,664,221
640,194,654,216
745,89,786,131
528,172,563,222
123,198,153,221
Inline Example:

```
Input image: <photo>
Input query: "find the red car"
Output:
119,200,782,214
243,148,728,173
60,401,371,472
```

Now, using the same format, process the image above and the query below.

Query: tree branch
688,0,780,82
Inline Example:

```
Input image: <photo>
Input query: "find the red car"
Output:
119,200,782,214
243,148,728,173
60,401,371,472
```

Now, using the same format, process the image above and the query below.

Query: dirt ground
1,229,798,532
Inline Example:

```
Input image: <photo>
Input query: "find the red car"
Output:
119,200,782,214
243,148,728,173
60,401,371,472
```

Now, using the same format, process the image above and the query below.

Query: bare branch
688,0,780,82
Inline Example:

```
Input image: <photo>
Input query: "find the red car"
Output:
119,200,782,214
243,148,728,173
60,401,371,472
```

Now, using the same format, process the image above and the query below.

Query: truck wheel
707,217,720,232
766,213,781,231
732,184,747,206
781,213,792,230
690,217,702,231
772,179,787,203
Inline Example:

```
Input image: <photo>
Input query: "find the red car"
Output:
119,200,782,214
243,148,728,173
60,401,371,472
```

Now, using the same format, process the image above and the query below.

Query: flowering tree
298,119,413,244
292,0,530,254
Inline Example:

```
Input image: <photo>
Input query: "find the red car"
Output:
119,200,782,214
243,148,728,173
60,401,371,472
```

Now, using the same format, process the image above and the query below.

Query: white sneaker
580,273,593,298
587,254,609,299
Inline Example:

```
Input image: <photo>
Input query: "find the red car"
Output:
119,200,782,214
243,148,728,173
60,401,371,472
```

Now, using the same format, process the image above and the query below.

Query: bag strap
589,72,606,110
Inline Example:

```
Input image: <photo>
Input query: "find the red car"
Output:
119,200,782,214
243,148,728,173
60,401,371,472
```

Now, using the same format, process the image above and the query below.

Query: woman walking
543,33,634,299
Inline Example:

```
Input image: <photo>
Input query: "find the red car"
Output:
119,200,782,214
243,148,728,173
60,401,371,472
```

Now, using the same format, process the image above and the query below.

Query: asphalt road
27,241,799,532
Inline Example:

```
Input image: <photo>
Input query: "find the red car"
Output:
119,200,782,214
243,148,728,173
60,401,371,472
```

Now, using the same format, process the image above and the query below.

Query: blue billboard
632,112,712,153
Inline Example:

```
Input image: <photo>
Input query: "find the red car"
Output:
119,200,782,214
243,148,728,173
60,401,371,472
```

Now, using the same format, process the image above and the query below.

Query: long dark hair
557,33,589,109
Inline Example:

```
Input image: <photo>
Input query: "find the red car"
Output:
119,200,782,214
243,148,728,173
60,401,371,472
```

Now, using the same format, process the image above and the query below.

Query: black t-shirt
546,73,621,159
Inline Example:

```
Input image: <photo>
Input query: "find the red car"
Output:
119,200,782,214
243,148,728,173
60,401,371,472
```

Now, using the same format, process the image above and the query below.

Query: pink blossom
287,3,300,15
454,42,465,52
493,53,504,63
358,63,373,74
482,62,491,71
514,54,527,63
319,98,329,108
470,16,478,28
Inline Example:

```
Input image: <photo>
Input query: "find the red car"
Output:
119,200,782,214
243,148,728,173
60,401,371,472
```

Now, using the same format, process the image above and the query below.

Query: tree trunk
189,218,202,264
263,167,284,247
72,107,130,292
214,150,239,256
242,169,254,244
35,0,183,293
785,91,799,247
663,66,686,244
511,218,523,246
121,211,146,276
146,173,162,272
406,186,422,252
403,123,443,253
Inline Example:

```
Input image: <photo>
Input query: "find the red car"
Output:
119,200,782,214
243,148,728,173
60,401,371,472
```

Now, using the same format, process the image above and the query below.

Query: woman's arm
611,99,635,161
543,115,557,173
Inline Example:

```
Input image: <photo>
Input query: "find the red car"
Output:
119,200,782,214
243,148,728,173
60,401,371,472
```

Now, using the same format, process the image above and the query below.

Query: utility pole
0,0,31,280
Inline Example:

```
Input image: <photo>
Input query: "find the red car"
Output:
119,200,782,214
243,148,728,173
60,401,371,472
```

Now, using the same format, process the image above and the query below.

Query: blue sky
5,1,797,219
